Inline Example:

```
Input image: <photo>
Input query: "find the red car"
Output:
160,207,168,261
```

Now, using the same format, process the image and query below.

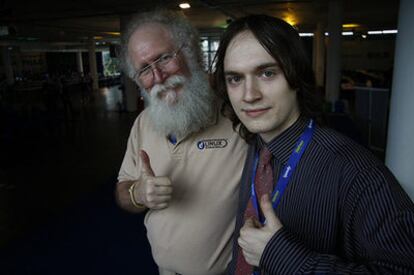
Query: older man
115,11,247,275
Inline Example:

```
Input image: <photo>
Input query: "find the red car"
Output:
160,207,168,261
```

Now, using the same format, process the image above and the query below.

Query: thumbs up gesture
237,194,283,267
134,149,173,210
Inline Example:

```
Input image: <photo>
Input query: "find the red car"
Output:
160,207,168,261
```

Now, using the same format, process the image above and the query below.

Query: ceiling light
299,33,314,37
283,14,297,27
323,32,354,36
367,30,398,35
342,23,360,28
367,30,382,35
179,3,191,9
382,29,398,34
104,32,121,36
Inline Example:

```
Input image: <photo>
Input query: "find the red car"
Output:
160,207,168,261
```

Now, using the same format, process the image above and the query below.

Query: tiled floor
0,85,138,246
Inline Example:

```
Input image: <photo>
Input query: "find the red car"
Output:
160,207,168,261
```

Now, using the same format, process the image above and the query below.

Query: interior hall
0,0,413,274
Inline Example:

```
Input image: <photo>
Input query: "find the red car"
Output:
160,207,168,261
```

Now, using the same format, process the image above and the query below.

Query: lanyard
250,119,314,224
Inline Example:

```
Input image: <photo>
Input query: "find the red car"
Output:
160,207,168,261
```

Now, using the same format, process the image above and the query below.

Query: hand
133,149,173,210
238,194,283,267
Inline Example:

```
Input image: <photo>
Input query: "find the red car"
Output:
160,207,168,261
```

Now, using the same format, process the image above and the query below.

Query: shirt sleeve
118,117,140,183
259,165,414,274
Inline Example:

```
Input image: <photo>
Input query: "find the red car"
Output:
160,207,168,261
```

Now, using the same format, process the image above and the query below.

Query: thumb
139,149,155,177
260,194,278,227
244,217,255,228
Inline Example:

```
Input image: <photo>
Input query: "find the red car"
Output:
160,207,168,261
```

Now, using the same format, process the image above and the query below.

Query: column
76,51,84,74
88,38,99,91
14,46,23,78
313,22,325,89
120,14,139,112
385,0,414,200
1,46,14,85
325,0,343,107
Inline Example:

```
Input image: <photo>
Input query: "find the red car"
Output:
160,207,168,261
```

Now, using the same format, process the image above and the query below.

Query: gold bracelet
128,182,146,209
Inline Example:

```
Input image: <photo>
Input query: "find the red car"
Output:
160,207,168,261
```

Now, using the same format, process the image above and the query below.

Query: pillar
88,38,99,91
1,46,14,85
14,46,23,78
120,14,139,112
325,0,343,107
385,0,414,200
76,51,84,74
313,22,325,89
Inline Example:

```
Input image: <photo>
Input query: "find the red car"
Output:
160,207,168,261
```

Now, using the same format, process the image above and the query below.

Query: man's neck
259,112,301,143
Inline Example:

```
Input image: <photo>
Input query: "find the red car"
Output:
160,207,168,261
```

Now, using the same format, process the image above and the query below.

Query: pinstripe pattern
228,117,414,274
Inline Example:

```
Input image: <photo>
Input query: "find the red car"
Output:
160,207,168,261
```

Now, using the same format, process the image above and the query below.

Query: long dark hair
213,14,322,142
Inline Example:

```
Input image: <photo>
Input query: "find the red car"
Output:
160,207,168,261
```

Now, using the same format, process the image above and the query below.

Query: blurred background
0,0,411,274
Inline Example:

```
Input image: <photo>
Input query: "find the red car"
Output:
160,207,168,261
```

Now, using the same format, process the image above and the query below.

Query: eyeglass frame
133,43,185,84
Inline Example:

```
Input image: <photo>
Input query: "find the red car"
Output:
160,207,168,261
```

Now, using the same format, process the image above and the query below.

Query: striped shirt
229,117,414,274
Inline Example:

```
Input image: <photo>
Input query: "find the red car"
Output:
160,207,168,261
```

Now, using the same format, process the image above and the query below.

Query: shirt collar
257,116,309,164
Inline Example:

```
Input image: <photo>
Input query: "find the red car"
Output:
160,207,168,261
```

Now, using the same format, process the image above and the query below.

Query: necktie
235,147,273,275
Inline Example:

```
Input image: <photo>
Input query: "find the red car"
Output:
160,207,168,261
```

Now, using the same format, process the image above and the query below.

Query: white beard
141,70,216,139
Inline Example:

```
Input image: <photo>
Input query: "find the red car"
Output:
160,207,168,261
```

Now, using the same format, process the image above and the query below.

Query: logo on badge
197,139,228,150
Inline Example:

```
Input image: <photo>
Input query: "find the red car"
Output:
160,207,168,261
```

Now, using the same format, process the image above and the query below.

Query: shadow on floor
0,178,158,275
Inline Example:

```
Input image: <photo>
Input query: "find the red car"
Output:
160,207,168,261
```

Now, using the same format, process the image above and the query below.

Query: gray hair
120,10,203,81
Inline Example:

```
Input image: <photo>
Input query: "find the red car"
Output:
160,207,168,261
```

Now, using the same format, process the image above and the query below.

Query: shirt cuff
260,227,312,274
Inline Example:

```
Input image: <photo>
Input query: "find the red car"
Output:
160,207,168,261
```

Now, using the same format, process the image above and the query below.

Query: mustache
150,75,186,98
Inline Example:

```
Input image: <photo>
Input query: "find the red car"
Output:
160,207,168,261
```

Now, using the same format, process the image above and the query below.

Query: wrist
128,182,146,209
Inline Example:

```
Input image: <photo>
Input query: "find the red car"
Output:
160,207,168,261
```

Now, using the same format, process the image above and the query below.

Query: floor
0,85,158,274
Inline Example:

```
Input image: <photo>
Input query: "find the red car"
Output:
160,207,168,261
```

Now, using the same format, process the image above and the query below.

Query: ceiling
0,0,400,50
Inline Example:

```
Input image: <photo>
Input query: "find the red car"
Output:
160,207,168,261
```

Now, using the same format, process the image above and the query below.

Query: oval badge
197,139,228,150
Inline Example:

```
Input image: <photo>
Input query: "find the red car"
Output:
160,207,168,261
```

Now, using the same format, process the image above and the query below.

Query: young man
214,14,414,274
115,11,247,275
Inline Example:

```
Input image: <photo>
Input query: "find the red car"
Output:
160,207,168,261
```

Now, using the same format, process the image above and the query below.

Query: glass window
199,36,221,71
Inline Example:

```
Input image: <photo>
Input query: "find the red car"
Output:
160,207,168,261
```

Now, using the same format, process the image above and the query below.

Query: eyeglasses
133,44,185,86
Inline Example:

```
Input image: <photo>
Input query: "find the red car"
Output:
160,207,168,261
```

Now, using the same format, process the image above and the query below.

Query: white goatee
142,70,216,139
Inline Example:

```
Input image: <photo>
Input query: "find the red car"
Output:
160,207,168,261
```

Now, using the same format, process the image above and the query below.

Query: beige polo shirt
118,109,247,275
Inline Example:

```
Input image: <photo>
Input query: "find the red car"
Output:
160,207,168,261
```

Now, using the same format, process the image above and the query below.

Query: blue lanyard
250,119,315,225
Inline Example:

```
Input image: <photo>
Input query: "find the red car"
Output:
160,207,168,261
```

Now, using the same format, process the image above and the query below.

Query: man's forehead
130,23,173,46
128,23,176,66
224,31,277,72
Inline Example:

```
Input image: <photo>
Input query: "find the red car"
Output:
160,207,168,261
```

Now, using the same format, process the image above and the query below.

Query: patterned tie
235,147,273,275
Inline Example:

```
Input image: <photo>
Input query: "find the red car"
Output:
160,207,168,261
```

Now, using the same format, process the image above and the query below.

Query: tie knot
259,147,272,165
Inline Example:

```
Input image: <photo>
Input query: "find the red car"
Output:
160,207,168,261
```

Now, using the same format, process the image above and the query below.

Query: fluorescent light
367,30,398,35
323,32,353,36
383,29,398,34
367,30,382,35
299,33,314,37
179,3,191,9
